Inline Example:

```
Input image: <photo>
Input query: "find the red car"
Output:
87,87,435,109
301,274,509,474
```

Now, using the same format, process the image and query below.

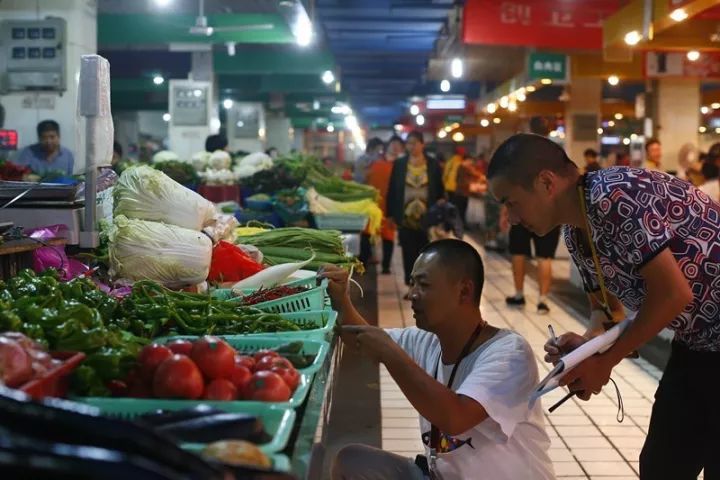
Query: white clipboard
529,318,632,406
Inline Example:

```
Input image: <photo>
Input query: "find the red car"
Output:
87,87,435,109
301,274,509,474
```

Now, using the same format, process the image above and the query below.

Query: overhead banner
645,52,720,78
462,0,622,50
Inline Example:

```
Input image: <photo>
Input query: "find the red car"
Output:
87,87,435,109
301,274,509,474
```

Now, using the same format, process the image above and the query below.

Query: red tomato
204,378,238,401
271,366,300,392
107,380,128,397
235,354,256,371
0,337,32,388
252,349,279,363
153,354,204,399
227,363,253,396
255,355,293,372
166,339,193,356
138,344,173,380
190,336,236,380
245,370,291,402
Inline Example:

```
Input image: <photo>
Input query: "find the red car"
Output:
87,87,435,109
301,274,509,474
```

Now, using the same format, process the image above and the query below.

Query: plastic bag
203,214,240,243
27,225,89,280
208,241,264,283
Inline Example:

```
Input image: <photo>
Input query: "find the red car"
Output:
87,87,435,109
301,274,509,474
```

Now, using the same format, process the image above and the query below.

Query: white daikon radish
231,255,315,292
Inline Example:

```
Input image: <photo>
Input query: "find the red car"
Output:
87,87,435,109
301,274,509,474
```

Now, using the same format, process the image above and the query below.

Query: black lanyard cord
430,321,486,450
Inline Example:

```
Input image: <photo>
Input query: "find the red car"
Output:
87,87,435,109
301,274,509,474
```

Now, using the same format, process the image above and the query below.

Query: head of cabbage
109,215,212,287
114,165,216,231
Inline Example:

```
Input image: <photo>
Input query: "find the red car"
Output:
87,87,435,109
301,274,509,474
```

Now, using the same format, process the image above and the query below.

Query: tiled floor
375,237,704,479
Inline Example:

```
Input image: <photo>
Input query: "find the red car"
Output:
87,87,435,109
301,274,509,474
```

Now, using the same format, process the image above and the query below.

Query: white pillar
655,78,700,173
265,114,292,155
0,0,97,172
565,77,602,164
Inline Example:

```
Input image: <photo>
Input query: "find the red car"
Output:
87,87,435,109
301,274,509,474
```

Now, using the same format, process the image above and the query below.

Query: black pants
639,342,720,479
449,193,469,228
359,234,395,272
398,228,429,285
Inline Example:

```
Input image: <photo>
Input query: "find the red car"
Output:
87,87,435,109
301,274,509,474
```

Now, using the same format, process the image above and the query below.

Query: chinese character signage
645,52,720,78
528,52,568,81
462,0,622,49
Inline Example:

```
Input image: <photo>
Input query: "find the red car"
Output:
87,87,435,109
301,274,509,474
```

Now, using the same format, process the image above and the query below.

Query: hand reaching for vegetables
318,264,350,306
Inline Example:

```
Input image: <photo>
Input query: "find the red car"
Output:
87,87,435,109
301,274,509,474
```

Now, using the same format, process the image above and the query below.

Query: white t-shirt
386,327,555,480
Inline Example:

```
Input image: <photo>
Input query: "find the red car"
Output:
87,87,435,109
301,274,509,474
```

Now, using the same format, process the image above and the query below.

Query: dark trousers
449,193,469,228
359,234,395,272
398,227,429,285
639,341,720,479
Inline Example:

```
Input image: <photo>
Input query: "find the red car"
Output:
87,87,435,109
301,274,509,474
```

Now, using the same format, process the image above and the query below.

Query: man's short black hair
387,135,405,146
406,130,424,144
645,137,660,151
366,137,384,153
584,148,598,159
702,161,719,180
487,133,577,189
37,120,59,137
205,134,228,152
113,141,123,157
419,239,484,304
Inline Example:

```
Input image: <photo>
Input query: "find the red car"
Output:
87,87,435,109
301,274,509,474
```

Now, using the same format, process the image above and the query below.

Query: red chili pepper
241,285,308,305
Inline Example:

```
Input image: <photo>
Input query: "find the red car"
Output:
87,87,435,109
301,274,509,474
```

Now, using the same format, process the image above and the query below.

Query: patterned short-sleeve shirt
563,167,720,352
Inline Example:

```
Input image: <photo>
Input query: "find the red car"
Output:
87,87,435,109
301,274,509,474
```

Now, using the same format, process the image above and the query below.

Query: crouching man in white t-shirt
320,239,555,480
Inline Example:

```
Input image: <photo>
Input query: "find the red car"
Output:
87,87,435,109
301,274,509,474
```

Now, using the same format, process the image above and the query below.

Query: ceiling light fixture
624,30,642,46
451,57,463,78
322,70,335,84
440,79,451,92
670,8,689,22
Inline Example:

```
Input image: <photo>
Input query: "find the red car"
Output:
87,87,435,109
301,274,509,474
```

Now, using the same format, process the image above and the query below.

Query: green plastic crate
211,277,327,314
218,310,336,342
82,402,295,455
314,213,368,232
157,336,329,376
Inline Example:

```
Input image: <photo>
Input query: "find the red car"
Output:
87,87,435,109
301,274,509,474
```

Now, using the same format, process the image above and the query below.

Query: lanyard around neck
577,181,613,321
430,321,485,450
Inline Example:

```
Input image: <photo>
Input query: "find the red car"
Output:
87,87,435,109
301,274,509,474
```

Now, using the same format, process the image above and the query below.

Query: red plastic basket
20,351,86,399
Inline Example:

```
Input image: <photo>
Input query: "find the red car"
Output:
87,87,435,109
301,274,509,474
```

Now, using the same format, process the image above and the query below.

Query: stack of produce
110,165,216,286
118,280,319,337
233,152,274,179
113,336,300,402
0,332,62,388
235,227,363,272
306,187,382,237
304,163,379,202
0,269,147,396
201,151,236,186
152,160,200,187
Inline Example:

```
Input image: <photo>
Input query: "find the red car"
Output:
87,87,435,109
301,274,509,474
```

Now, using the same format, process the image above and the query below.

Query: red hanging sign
462,0,623,50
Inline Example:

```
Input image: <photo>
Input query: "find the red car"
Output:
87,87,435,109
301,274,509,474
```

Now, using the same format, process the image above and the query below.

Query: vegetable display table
0,238,66,281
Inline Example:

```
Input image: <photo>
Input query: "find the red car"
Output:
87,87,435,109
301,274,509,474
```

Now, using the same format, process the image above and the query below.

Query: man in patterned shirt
487,133,720,479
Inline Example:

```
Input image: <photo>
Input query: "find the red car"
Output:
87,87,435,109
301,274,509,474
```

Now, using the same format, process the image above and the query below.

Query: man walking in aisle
488,133,720,479
505,224,560,314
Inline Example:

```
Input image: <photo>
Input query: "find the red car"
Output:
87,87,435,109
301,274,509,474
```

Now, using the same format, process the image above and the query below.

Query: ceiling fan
188,0,275,37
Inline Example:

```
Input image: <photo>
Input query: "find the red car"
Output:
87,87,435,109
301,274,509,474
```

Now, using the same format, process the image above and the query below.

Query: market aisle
375,237,699,480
